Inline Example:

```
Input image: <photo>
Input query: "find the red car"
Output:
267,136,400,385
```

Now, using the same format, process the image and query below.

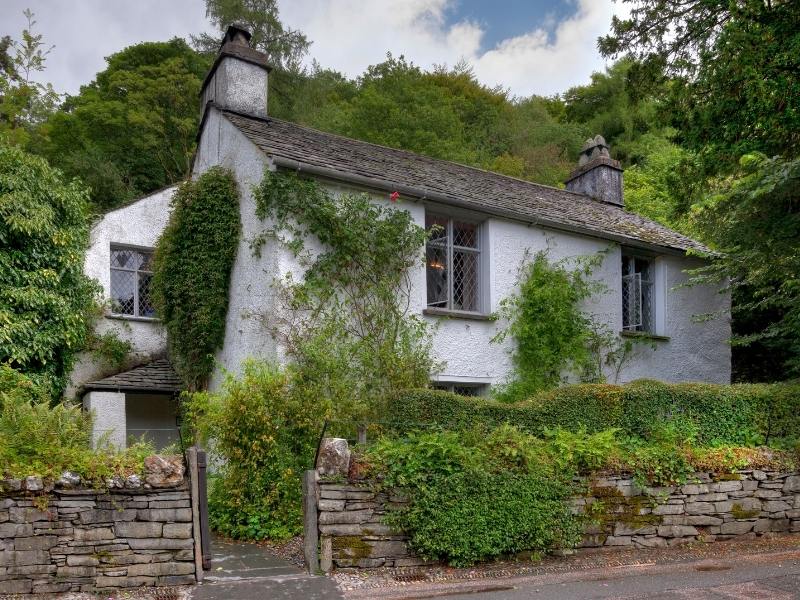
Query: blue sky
2,0,623,97
445,0,575,52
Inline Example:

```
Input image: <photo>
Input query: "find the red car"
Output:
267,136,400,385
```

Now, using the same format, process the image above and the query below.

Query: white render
67,186,176,396
83,390,126,448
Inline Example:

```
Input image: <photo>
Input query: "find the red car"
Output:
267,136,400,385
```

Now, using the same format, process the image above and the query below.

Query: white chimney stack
200,24,271,119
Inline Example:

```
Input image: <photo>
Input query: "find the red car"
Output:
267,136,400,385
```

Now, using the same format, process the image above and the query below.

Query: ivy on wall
252,169,435,421
152,167,241,390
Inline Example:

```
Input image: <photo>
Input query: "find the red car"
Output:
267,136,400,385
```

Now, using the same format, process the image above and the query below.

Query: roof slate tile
221,109,708,253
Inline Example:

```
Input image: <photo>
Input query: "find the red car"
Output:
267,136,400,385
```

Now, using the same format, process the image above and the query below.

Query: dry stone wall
582,470,800,548
0,459,196,594
313,470,800,571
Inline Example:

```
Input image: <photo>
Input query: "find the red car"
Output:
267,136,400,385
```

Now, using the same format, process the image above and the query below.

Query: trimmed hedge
385,381,800,446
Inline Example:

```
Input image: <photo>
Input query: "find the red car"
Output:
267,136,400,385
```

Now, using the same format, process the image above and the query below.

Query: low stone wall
309,439,800,571
0,457,196,594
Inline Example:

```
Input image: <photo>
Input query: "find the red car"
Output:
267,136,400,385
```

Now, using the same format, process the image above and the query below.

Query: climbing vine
252,170,436,421
493,250,638,402
152,167,241,390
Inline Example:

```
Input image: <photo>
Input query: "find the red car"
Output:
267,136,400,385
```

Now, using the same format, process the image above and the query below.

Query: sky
1,0,626,98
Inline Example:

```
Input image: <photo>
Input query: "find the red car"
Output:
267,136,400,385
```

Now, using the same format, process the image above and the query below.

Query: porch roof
83,359,183,395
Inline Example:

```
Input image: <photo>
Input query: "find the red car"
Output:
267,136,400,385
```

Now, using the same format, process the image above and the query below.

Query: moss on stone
331,536,372,560
586,485,660,532
731,503,759,519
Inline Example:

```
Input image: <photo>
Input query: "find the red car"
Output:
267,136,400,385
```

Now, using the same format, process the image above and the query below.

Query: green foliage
687,154,800,378
386,381,800,447
392,470,581,567
39,39,210,210
367,430,581,566
184,360,321,540
152,167,241,390
0,364,155,482
193,0,309,70
86,330,133,372
542,427,620,473
493,251,611,401
0,143,98,393
253,170,435,421
0,10,59,147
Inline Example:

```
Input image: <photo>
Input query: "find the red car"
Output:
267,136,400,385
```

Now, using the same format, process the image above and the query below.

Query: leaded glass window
622,253,654,333
425,214,481,312
110,246,156,318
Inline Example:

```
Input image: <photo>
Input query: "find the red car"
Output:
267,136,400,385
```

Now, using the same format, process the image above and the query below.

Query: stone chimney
200,24,271,119
564,135,623,206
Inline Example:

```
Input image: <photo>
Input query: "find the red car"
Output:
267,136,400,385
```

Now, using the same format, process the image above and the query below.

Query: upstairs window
110,246,156,318
426,214,482,313
622,253,654,333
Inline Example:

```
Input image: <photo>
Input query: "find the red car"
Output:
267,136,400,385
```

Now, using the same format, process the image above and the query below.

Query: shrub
183,360,323,540
367,429,581,567
0,143,98,394
391,470,581,567
386,381,800,447
0,365,154,482
152,167,241,390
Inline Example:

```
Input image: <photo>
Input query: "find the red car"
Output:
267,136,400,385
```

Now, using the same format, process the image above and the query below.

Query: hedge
384,381,800,446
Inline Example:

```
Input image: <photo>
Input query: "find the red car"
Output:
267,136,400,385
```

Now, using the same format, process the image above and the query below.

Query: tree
0,10,59,147
39,39,210,211
193,0,309,70
688,154,800,380
0,143,98,393
600,1,800,381
600,0,800,168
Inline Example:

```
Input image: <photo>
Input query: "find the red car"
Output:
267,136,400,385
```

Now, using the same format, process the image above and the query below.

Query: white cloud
281,0,627,96
1,0,627,97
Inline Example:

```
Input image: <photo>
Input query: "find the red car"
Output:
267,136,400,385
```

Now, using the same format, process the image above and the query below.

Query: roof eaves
269,155,693,257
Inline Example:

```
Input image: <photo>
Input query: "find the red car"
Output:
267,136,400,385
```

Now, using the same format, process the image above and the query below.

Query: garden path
188,535,343,600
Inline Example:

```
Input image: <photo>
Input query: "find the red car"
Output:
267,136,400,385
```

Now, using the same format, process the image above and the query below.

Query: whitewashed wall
67,187,176,396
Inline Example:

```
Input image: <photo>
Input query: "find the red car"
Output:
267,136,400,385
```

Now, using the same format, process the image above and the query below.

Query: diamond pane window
110,246,156,318
425,214,482,313
622,254,654,333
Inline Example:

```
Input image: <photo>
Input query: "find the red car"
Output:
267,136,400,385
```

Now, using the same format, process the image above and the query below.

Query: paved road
188,535,343,600
346,549,800,599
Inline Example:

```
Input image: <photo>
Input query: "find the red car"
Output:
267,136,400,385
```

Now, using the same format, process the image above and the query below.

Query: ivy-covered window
426,214,482,312
110,246,156,318
622,253,654,333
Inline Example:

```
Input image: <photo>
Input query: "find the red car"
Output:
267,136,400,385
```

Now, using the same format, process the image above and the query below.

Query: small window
110,246,156,318
622,253,654,333
426,214,482,312
432,382,488,397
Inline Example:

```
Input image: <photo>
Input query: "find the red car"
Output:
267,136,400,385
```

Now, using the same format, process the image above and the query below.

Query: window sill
423,308,492,321
107,314,161,324
620,330,670,342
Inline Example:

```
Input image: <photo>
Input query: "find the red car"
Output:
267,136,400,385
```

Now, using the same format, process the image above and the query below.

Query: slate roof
220,108,709,254
84,359,183,394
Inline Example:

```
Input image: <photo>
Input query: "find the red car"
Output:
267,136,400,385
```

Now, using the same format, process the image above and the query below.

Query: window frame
109,244,157,320
621,251,663,335
425,213,485,315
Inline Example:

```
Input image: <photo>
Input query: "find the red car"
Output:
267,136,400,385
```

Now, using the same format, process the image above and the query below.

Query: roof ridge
220,107,594,202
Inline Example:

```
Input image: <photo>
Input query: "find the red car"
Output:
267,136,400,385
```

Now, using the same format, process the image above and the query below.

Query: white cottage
73,26,730,448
